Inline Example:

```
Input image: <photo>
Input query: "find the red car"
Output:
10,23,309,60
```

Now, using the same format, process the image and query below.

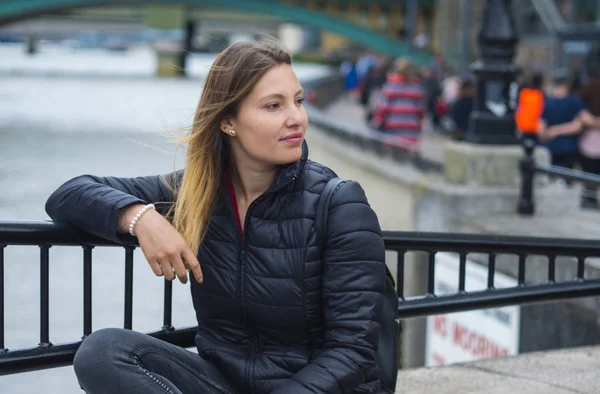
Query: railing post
39,244,52,347
82,246,94,337
0,245,5,353
517,136,536,215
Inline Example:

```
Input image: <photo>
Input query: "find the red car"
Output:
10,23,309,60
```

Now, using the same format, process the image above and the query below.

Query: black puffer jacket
45,142,387,394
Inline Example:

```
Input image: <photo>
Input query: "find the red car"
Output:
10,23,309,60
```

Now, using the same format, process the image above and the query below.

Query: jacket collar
269,139,308,192
220,140,308,196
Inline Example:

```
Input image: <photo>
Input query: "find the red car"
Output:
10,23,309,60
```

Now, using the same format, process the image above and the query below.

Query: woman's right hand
119,204,203,284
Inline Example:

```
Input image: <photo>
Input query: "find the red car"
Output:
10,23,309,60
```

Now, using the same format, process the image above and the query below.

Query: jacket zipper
240,195,265,394
228,174,297,394
224,194,253,393
224,198,243,312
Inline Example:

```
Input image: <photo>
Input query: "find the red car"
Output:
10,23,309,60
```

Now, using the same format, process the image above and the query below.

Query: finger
159,259,176,281
148,260,163,277
171,254,188,284
182,248,203,283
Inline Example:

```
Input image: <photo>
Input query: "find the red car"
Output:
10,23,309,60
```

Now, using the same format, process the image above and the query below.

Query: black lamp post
467,0,521,144
177,19,197,76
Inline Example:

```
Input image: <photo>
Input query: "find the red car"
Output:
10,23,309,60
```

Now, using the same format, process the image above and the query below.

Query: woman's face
224,63,308,167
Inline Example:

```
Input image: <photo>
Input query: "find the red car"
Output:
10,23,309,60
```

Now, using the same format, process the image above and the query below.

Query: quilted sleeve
45,171,182,243
272,180,386,394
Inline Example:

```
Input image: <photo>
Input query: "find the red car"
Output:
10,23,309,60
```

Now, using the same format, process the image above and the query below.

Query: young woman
45,40,387,394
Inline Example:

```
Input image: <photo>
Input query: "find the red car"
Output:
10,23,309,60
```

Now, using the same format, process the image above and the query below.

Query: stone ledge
467,209,600,240
444,140,551,188
396,345,600,393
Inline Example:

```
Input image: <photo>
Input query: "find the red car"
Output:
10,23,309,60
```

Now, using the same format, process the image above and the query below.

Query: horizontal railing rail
2,220,600,375
533,162,600,186
517,138,600,215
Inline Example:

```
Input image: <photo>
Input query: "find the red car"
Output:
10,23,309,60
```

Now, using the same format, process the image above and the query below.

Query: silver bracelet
129,203,155,236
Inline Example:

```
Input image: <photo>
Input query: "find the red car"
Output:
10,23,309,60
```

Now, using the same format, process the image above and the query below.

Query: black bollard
25,34,37,55
177,20,197,77
517,136,536,215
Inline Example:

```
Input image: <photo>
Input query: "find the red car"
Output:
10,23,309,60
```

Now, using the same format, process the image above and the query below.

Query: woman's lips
280,133,303,143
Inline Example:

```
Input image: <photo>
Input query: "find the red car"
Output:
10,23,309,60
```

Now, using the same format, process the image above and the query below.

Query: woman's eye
296,98,305,105
265,103,280,110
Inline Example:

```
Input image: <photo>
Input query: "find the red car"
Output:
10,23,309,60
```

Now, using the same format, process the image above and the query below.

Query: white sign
486,100,507,117
425,252,520,367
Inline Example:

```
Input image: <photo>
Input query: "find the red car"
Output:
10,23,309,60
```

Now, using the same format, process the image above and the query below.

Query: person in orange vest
516,73,545,137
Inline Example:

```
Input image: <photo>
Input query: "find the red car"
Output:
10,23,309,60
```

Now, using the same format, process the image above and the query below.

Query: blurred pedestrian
450,78,475,141
538,69,590,185
421,65,442,132
370,58,425,151
340,57,358,92
577,70,600,208
516,72,545,136
362,59,390,122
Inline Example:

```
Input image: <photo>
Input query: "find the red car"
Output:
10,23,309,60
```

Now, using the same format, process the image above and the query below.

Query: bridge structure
0,0,435,72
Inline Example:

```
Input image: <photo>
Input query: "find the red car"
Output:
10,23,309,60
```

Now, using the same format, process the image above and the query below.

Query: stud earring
227,129,236,136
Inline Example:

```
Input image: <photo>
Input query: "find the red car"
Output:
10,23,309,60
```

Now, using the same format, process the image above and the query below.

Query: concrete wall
306,127,417,232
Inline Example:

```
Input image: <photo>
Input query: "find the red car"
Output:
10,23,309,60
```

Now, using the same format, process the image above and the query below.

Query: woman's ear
220,118,235,136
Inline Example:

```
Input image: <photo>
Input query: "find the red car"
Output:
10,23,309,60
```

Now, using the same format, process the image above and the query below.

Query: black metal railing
2,220,600,375
517,137,600,215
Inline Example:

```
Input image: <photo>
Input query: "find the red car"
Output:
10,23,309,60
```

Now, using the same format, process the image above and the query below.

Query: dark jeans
73,328,238,394
427,101,440,129
551,152,580,170
581,155,600,203
550,153,581,186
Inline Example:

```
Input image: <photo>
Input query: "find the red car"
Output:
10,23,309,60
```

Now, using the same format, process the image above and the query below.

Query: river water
0,43,331,393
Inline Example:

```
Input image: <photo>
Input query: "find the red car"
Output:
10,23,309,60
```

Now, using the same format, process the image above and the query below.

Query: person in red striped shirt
370,58,426,152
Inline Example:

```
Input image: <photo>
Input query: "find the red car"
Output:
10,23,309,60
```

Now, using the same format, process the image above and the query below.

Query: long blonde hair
167,40,292,255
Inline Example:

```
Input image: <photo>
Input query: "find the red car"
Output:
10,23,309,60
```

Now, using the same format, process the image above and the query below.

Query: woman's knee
73,328,132,380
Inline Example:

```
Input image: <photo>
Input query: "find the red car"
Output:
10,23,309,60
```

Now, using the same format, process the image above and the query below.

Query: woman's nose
285,104,304,127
